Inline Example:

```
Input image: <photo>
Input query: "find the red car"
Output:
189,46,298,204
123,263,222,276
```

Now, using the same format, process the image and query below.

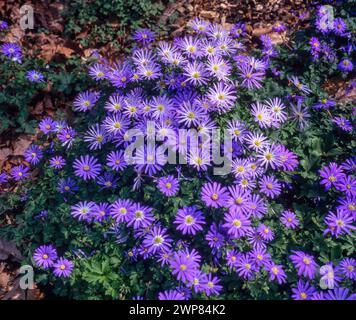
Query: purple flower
339,258,356,280
259,175,281,199
73,155,101,180
257,224,274,242
333,18,347,35
11,165,30,181
324,287,356,300
264,262,287,284
291,280,316,300
319,163,345,190
53,258,74,277
133,28,155,45
335,175,356,197
320,264,342,289
231,22,247,38
280,210,300,229
272,22,286,33
49,156,66,169
205,223,224,250
39,117,56,134
338,59,353,72
170,251,198,283
106,150,127,172
57,127,76,148
84,124,107,150
71,201,97,221
73,91,99,112
0,172,8,184
157,175,179,197
97,172,118,189
223,210,251,239
236,254,256,279
226,250,241,268
24,145,43,165
333,116,353,132
92,202,111,222
142,226,172,254
0,20,8,30
202,273,222,296
110,199,133,223
26,70,44,83
201,182,229,208
88,63,108,81
1,43,22,61
127,203,155,229
158,289,185,300
57,177,78,194
174,206,205,235
237,63,265,89
290,251,318,279
33,245,57,268
313,99,336,109
324,209,355,238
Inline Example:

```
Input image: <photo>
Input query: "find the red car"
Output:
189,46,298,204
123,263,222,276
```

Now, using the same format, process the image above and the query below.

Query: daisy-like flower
183,61,208,86
290,250,318,279
127,203,155,229
201,182,229,208
157,175,179,197
0,20,8,30
0,172,8,184
170,251,198,283
137,62,161,80
236,254,256,279
73,91,99,112
39,117,56,134
280,210,300,229
176,35,201,58
291,280,316,300
227,185,251,213
49,156,66,169
324,209,355,238
251,102,272,128
264,262,287,284
84,124,107,150
333,18,347,35
142,226,172,254
338,258,356,280
57,127,76,148
73,155,101,180
106,150,127,171
176,101,205,128
26,70,44,83
237,63,265,89
257,144,282,169
247,194,267,218
313,98,336,109
277,145,299,171
257,224,274,242
104,94,125,113
91,202,111,222
289,76,312,94
53,258,74,278
189,17,209,34
337,59,353,72
226,120,247,142
24,145,43,165
188,149,211,172
290,99,311,130
226,249,241,268
174,206,206,235
205,223,225,250
33,245,57,268
150,95,174,120
1,43,22,60
335,175,356,197
158,290,185,300
272,22,286,33
88,63,108,81
133,28,155,45
320,264,341,289
57,177,78,195
11,165,30,181
231,22,247,38
223,210,251,239
134,144,166,176
249,247,271,267
333,116,353,132
202,273,222,296
71,201,97,221
110,199,133,223
97,172,118,189
259,175,281,199
319,162,345,190
102,114,130,136
265,98,287,125
207,82,236,112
